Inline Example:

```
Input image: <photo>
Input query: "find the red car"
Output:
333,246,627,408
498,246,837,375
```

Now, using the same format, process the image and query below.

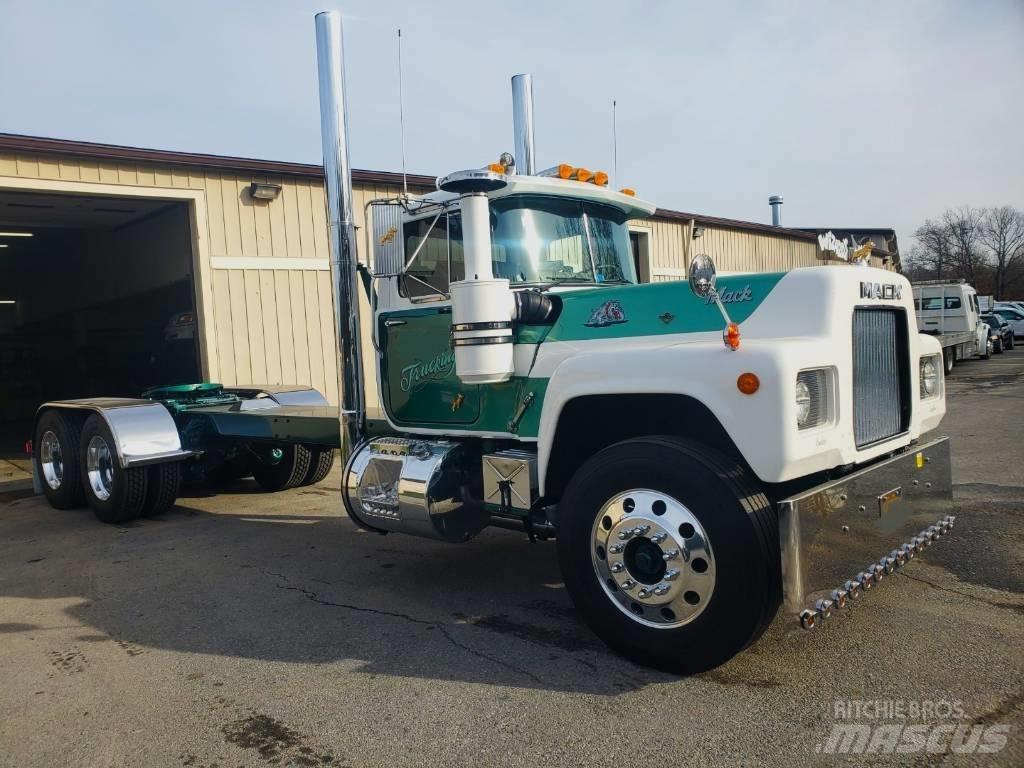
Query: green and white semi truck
30,10,959,674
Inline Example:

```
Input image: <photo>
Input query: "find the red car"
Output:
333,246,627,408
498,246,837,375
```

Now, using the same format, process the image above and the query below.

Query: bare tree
980,206,1024,298
912,219,954,278
940,206,986,285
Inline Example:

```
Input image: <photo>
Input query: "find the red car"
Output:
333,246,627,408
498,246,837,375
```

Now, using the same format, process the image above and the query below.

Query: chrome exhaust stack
511,74,536,175
315,11,365,461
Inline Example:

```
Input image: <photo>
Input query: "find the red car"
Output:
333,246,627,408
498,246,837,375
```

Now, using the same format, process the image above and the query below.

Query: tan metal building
0,134,894,423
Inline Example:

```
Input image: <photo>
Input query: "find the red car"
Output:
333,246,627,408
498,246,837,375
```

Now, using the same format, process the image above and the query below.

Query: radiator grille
852,308,909,447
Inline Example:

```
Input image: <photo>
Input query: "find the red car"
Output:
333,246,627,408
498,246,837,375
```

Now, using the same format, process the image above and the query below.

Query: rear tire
80,415,149,524
142,462,181,516
556,436,780,674
251,444,312,492
299,448,335,486
943,348,956,374
34,410,86,509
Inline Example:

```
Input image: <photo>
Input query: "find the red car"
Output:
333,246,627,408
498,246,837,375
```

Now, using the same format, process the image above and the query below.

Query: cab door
379,306,480,426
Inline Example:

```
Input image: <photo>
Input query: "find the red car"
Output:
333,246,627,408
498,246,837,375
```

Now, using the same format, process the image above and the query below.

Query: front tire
943,348,956,374
556,436,780,674
80,415,149,524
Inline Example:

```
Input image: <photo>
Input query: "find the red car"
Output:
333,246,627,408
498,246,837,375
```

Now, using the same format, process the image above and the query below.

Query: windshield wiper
537,277,595,292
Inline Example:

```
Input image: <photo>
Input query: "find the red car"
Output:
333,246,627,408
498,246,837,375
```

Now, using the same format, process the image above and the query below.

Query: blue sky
2,0,1022,245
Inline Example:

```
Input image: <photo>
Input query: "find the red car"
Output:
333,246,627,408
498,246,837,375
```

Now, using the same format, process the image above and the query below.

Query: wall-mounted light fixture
0,231,33,237
692,225,705,239
0,244,8,248
0,300,16,305
248,182,282,201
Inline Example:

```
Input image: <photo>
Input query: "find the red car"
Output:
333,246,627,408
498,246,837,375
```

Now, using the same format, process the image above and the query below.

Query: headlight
796,369,830,429
919,356,939,398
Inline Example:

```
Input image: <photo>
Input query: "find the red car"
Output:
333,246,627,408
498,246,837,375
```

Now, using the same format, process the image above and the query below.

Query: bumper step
799,515,956,630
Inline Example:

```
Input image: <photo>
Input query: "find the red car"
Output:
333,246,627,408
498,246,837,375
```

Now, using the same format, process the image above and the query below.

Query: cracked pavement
1,351,1023,767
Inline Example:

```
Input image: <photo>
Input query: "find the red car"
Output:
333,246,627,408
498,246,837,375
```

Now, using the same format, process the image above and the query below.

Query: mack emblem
584,300,627,327
705,285,753,305
860,281,902,300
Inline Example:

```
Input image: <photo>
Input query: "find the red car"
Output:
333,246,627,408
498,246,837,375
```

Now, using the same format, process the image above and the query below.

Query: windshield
484,195,636,286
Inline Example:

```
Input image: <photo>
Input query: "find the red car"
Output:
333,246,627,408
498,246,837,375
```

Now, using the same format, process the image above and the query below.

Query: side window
400,213,464,300
945,296,962,310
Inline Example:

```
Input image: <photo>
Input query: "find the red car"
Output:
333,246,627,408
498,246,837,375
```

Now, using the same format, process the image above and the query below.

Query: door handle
384,319,407,328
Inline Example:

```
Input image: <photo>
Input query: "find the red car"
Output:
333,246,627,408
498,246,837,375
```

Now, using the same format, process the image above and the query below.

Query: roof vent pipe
511,74,536,175
315,10,365,460
769,195,784,227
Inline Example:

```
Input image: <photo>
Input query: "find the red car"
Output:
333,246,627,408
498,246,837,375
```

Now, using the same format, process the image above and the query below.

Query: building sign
818,231,850,261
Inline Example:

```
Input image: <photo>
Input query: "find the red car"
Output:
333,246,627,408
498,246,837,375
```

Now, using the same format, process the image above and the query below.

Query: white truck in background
912,280,990,372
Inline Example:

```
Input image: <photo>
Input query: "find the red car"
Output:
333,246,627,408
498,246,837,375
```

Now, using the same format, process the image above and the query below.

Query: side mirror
369,201,406,277
688,254,717,298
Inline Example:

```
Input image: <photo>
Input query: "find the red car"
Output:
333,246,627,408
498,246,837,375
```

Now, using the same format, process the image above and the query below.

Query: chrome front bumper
778,436,954,628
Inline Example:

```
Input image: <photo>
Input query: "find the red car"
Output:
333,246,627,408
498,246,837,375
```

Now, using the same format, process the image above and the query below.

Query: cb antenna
612,99,618,188
397,28,408,198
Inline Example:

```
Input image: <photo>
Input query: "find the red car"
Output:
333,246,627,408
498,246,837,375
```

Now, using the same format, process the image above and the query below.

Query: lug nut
892,549,906,567
653,584,670,596
844,580,861,599
883,556,897,575
638,587,652,599
617,530,633,541
831,589,848,609
651,533,668,544
621,579,636,591
901,543,915,561
858,571,874,590
662,549,679,561
815,598,833,620
871,564,885,582
663,569,680,582
609,543,624,554
800,609,817,630
610,562,624,573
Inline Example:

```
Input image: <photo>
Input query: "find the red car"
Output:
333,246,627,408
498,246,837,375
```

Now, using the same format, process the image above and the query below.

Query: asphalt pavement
1,350,1022,767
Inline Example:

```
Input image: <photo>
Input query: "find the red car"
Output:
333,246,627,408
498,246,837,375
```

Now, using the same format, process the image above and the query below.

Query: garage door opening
0,189,199,461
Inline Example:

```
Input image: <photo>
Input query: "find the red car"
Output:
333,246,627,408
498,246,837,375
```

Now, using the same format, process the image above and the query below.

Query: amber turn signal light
737,372,759,395
724,322,741,351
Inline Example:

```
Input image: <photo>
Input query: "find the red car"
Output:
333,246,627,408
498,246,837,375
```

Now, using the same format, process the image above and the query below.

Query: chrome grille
852,308,908,447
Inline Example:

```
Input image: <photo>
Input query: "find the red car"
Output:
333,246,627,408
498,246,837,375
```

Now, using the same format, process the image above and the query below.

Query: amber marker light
557,163,575,179
620,187,636,197
593,170,609,186
575,167,593,183
737,372,759,395
724,322,741,351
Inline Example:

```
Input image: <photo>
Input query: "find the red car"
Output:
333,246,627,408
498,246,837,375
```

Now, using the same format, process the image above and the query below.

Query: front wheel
1008,335,1015,350
982,339,993,359
943,348,956,374
556,436,780,674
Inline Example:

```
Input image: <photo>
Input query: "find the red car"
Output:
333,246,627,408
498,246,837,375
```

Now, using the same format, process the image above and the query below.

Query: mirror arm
707,287,733,326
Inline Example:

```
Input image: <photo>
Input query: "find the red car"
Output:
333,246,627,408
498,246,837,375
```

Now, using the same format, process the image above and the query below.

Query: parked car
995,300,1024,315
982,314,1014,353
994,306,1024,339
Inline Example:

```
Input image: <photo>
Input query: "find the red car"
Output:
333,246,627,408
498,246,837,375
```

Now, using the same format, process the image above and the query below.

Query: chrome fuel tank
343,437,486,542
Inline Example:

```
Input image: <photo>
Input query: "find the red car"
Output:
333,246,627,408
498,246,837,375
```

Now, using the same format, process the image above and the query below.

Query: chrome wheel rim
591,489,716,629
40,430,63,490
86,435,115,501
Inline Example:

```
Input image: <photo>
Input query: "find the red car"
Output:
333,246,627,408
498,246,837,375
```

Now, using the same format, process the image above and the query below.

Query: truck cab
912,280,989,370
313,12,956,674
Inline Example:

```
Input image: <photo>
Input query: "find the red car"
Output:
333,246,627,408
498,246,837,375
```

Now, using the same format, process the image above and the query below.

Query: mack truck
29,10,958,674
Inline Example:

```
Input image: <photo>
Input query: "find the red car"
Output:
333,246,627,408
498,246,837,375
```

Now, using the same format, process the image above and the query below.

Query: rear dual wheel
557,436,780,674
250,445,335,491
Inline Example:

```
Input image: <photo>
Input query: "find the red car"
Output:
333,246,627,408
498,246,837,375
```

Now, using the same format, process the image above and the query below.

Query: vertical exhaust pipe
769,195,784,227
511,74,536,175
315,11,365,459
